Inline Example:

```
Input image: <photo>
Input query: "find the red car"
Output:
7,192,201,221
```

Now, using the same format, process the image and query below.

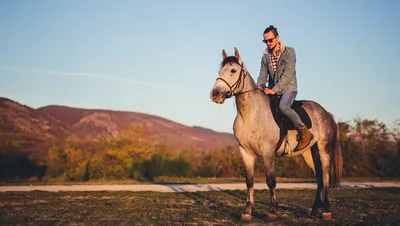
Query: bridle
216,63,257,97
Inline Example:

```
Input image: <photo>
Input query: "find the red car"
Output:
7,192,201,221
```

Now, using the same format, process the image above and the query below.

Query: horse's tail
329,121,343,188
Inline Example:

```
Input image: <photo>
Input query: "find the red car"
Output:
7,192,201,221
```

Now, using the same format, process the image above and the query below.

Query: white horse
210,48,343,221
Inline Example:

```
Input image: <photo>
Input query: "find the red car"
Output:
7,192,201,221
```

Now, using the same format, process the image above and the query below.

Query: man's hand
264,88,276,95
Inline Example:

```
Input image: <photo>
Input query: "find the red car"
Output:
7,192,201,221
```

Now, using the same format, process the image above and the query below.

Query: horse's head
210,47,248,104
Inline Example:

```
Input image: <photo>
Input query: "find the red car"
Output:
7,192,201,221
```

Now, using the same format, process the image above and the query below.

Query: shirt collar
263,40,286,55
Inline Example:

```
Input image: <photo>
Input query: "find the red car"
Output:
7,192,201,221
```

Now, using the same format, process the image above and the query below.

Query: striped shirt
270,46,281,73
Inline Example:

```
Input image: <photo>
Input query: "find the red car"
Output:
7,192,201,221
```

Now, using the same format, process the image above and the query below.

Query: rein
216,63,257,97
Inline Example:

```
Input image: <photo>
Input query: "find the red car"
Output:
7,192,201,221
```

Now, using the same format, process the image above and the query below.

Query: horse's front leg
263,152,278,221
239,146,256,221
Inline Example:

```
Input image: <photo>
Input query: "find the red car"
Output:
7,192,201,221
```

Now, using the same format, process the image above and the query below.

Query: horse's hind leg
315,141,333,220
238,146,256,221
308,144,324,217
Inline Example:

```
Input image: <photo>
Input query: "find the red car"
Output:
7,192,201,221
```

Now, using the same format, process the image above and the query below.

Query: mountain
38,105,238,151
0,97,74,157
0,97,237,158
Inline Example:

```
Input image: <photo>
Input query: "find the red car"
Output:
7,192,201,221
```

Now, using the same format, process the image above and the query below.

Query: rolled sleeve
257,55,268,86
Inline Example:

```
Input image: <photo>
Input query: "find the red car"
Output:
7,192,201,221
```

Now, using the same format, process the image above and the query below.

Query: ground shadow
161,184,224,192
180,190,243,221
219,189,317,222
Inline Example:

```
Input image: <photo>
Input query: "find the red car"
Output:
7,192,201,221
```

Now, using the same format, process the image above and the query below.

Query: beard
270,43,278,51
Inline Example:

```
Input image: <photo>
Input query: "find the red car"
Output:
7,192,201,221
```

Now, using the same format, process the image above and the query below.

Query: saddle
268,94,312,156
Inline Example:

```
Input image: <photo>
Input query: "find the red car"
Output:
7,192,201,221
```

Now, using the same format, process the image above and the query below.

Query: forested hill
0,96,238,158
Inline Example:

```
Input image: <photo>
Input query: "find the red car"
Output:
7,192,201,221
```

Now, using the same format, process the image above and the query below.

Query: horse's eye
231,69,236,73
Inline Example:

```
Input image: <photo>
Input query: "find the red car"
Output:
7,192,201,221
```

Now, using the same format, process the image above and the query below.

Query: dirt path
1,181,399,192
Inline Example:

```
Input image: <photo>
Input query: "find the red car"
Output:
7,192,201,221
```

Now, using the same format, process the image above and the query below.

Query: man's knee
279,104,291,115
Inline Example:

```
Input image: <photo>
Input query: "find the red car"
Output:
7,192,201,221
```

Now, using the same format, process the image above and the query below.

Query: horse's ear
222,49,228,59
234,47,243,65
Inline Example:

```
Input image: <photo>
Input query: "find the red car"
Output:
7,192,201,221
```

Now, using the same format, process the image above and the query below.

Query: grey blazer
256,41,298,95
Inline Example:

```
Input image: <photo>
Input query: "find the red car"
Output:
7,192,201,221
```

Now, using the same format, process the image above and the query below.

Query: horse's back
300,100,337,140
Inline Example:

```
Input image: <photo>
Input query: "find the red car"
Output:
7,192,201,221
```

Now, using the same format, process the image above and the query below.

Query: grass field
2,176,399,186
1,188,399,225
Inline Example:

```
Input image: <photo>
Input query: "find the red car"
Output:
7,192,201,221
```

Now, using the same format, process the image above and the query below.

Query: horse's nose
212,89,220,97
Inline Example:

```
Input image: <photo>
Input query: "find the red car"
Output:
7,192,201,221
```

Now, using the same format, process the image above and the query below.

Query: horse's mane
220,56,271,108
220,56,240,68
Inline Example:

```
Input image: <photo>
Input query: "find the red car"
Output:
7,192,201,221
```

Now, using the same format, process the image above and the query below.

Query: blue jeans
279,91,305,130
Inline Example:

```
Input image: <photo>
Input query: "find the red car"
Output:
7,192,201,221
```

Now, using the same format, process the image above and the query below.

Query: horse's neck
235,75,272,120
235,90,270,117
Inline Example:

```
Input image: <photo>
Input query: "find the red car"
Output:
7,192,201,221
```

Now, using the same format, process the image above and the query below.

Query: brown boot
294,128,314,151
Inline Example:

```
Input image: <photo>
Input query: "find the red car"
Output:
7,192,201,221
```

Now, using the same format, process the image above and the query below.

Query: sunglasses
263,36,276,43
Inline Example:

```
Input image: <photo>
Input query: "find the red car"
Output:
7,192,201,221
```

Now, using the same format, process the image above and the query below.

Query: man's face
263,31,279,50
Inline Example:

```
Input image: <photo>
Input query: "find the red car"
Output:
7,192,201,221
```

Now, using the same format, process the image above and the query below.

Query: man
257,25,313,151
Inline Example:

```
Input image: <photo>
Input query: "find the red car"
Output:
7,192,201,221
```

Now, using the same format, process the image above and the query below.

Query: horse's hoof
240,213,252,221
264,213,278,221
322,212,332,221
308,208,317,217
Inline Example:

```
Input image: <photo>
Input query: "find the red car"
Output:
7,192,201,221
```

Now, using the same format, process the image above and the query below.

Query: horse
209,47,343,221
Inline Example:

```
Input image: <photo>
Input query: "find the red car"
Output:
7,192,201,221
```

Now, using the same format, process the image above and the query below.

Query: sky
0,0,399,133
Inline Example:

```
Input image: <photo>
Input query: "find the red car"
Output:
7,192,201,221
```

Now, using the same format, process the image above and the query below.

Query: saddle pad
269,95,312,130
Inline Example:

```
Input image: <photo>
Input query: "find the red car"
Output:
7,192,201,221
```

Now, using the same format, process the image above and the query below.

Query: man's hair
263,25,279,36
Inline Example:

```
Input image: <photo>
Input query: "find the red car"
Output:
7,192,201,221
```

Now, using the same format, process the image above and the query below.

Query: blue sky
0,0,399,133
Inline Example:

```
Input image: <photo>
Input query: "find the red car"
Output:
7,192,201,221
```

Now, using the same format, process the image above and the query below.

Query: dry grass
2,176,399,186
0,188,399,225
